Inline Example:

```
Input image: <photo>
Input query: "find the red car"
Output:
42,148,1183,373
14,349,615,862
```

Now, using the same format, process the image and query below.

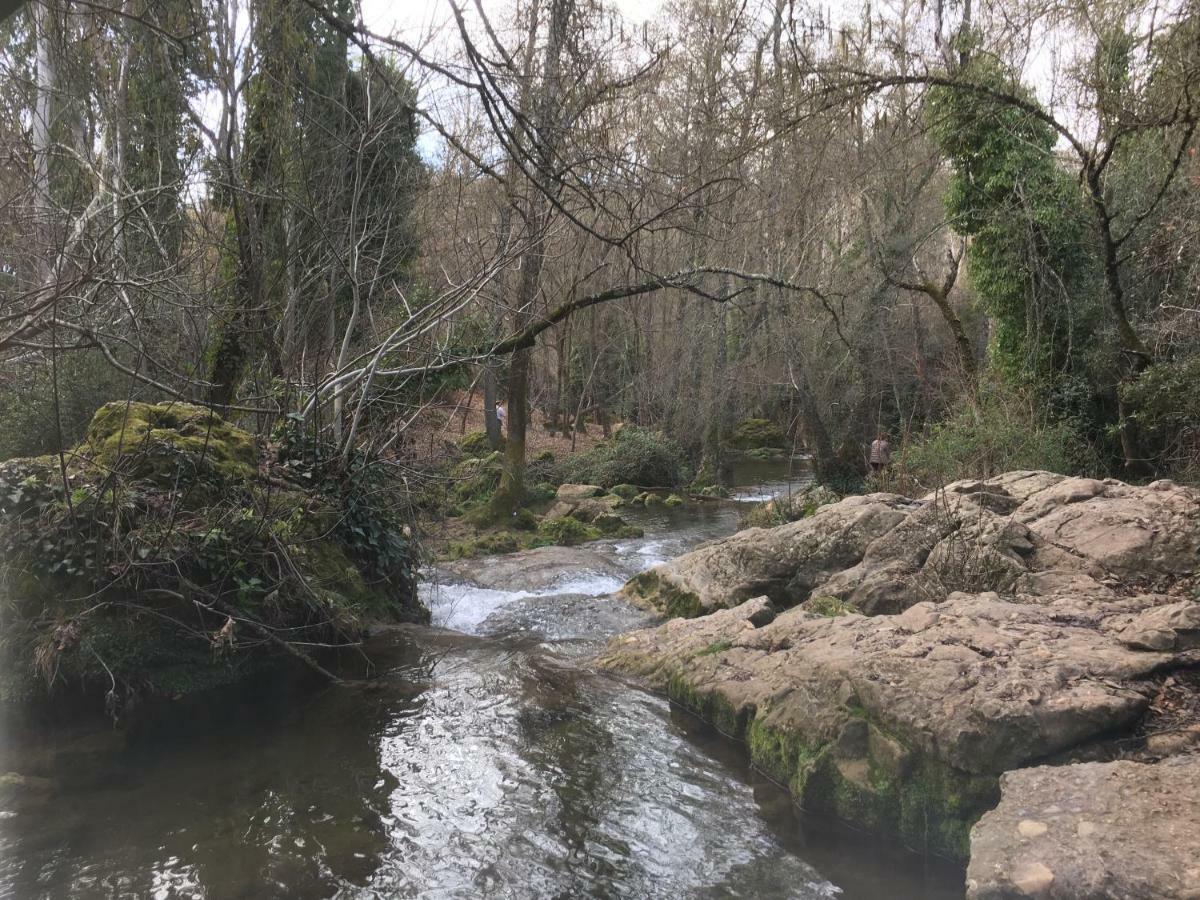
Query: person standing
869,431,891,473
496,402,507,432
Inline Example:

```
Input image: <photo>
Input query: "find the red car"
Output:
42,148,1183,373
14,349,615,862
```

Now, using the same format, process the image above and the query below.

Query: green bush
1121,357,1200,475
729,418,787,450
554,426,685,489
525,481,557,505
901,386,1102,487
0,352,153,462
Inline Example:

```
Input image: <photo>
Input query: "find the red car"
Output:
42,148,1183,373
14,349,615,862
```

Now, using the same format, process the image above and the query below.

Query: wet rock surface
966,755,1200,899
601,471,1200,867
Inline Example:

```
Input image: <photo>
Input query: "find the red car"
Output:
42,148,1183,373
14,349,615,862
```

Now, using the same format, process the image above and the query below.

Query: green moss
535,516,603,546
623,570,703,618
610,483,640,499
659,667,1000,860
86,401,258,484
746,718,827,793
664,493,684,507
666,672,747,738
446,531,523,559
804,596,861,617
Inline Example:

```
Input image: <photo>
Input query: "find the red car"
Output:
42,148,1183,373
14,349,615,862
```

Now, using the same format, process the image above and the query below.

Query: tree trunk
483,364,502,449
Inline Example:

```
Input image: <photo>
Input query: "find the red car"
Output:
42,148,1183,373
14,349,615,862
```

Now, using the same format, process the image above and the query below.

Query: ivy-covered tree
926,55,1101,384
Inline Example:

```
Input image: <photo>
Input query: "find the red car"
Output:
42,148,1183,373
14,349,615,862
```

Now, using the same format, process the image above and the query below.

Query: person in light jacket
869,432,891,473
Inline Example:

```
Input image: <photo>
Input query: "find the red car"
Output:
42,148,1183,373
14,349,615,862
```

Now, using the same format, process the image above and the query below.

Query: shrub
901,385,1102,488
0,352,156,462
1121,357,1200,476
739,485,840,529
554,426,685,488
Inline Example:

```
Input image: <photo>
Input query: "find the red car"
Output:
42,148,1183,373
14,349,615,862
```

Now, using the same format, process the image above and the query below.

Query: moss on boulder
1,402,424,711
459,429,502,458
86,401,258,484
535,516,603,547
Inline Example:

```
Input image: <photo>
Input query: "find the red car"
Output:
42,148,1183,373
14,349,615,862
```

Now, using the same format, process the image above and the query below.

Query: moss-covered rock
664,493,685,507
449,452,505,517
446,531,523,559
610,483,640,499
1,403,424,712
621,570,703,618
535,516,603,547
459,429,502,457
80,402,258,509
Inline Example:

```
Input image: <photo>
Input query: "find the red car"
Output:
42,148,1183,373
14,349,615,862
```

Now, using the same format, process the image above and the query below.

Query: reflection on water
725,456,815,503
0,462,964,899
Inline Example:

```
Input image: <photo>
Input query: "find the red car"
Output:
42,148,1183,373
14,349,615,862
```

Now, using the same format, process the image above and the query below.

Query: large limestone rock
625,472,1200,617
601,589,1196,857
601,471,1200,860
622,494,916,615
967,756,1200,899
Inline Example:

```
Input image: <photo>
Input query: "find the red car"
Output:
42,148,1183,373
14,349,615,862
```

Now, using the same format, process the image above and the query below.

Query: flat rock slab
967,755,1200,899
602,592,1182,775
438,544,626,592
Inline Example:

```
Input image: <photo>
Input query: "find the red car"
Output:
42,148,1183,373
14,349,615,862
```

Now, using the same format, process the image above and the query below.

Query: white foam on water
730,490,776,502
538,573,626,596
423,570,627,634
422,582,534,633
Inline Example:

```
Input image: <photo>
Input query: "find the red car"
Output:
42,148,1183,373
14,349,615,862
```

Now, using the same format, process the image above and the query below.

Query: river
0,462,964,899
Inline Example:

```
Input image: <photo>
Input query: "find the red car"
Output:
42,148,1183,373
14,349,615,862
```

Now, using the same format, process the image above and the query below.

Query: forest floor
402,389,607,467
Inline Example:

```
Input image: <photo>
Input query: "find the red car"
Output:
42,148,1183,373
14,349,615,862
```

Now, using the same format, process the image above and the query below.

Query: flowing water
0,463,965,899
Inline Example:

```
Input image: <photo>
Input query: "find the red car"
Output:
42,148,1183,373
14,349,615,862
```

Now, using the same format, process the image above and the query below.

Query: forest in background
1,0,1198,504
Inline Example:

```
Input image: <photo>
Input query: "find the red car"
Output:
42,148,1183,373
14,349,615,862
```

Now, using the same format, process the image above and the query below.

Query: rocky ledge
599,471,1199,882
